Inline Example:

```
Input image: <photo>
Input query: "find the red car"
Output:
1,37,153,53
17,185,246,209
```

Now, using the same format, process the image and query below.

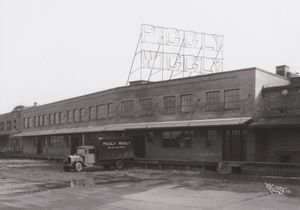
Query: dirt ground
0,159,300,210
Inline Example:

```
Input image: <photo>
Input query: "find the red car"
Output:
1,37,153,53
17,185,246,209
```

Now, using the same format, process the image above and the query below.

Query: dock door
223,129,245,161
133,135,145,158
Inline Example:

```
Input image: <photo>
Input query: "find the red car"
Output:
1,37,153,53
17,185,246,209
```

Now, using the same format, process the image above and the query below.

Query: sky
0,0,300,114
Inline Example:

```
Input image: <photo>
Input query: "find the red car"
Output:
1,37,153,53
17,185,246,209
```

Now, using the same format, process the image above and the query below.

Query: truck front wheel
74,162,83,172
115,160,124,170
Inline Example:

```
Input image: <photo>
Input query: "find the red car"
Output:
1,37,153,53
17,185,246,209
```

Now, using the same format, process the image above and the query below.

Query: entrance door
133,135,145,158
223,129,244,161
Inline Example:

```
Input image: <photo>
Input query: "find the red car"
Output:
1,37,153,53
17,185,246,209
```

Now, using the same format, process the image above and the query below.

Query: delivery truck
62,136,134,172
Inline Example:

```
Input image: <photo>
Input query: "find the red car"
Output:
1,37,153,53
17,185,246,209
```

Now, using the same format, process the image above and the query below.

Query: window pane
49,114,54,125
140,98,152,116
34,116,38,127
0,122,4,131
96,104,106,119
6,121,11,131
224,89,240,109
80,108,85,122
67,110,73,123
73,109,79,122
49,136,65,147
38,115,43,126
89,106,96,120
180,94,193,113
54,113,59,124
206,130,217,147
43,115,48,126
164,96,176,114
206,91,221,111
59,112,64,124
162,131,193,147
29,117,33,128
121,100,134,117
107,103,115,118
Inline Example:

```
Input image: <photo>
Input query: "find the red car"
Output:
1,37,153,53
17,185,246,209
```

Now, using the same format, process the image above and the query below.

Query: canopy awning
251,117,300,128
13,117,251,137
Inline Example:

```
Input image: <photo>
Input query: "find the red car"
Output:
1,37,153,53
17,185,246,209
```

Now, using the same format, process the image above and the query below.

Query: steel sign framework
126,24,224,85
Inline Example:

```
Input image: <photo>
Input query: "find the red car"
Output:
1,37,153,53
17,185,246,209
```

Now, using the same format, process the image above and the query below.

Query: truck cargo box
96,136,134,162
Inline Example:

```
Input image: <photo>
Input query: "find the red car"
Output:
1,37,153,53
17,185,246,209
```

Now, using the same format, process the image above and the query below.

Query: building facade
1,66,297,163
252,66,300,163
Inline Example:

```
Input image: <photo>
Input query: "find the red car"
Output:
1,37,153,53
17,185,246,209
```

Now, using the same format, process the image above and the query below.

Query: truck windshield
77,148,85,155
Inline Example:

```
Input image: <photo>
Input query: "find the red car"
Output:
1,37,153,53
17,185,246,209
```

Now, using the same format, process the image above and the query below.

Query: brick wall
20,68,261,133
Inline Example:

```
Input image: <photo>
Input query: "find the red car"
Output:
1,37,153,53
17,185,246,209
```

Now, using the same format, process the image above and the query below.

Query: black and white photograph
0,0,300,209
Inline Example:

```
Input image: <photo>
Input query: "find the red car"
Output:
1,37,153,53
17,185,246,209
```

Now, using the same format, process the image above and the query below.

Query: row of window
34,136,68,148
160,130,217,148
23,89,240,129
0,120,17,132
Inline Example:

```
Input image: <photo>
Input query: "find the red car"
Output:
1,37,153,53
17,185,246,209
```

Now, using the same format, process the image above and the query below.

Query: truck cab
63,146,96,172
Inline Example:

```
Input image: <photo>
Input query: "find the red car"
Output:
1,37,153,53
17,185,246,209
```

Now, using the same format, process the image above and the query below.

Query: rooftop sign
127,24,223,84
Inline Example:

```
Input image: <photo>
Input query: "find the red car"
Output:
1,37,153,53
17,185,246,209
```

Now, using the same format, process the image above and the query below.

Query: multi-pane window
96,104,106,119
224,89,240,109
34,116,38,127
206,130,217,147
67,110,73,123
73,109,79,122
164,96,176,114
59,112,64,124
49,136,66,147
79,108,85,122
180,94,194,113
43,115,48,126
13,120,17,130
89,106,96,121
38,115,43,126
54,112,59,125
121,100,134,117
49,113,54,125
29,117,33,128
206,91,221,111
23,118,26,129
0,122,4,131
6,121,12,131
23,118,29,129
140,98,152,116
107,103,115,118
162,131,193,147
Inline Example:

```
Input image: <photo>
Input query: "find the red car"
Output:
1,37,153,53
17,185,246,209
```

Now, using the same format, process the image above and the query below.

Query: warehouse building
0,109,22,153
1,66,299,164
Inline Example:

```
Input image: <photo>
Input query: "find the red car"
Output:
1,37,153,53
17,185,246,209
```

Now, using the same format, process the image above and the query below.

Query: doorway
133,135,145,158
223,129,245,161
70,135,81,155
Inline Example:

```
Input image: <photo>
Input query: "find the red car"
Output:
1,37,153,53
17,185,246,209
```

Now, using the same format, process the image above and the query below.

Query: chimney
276,65,290,77
33,102,38,107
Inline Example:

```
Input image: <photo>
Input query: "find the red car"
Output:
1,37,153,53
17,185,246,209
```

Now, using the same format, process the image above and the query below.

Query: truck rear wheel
115,160,124,170
74,162,83,172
